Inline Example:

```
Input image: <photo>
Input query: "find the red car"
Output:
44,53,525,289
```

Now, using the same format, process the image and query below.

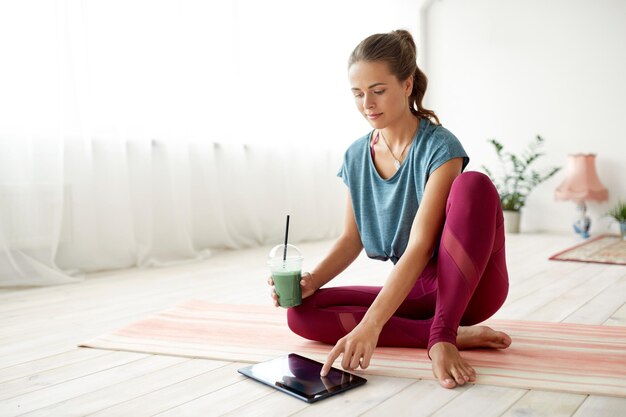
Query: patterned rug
79,300,626,397
549,234,626,265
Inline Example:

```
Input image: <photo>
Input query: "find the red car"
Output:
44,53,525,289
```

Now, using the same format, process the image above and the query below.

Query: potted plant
481,135,561,233
607,200,626,240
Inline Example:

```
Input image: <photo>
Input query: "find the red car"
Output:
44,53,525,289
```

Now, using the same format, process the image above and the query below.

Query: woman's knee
286,297,320,341
450,171,499,204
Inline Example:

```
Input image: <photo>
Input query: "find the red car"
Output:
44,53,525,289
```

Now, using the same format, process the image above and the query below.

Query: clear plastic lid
267,244,303,269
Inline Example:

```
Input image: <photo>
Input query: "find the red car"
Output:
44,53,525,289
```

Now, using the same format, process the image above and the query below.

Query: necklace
379,130,411,170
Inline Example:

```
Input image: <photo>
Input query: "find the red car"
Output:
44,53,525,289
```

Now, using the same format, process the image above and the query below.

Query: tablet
237,353,367,403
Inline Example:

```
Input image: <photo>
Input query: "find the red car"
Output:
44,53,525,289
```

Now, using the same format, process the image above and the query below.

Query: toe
463,364,476,382
450,367,466,385
439,374,456,389
496,331,512,348
433,362,457,389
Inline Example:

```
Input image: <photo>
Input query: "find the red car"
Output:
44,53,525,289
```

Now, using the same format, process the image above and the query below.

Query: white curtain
0,0,421,287
0,135,346,286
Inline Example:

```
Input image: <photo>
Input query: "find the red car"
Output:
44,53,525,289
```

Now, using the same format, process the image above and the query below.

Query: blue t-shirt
337,118,469,264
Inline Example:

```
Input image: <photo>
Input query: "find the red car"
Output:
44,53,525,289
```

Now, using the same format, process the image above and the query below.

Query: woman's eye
354,93,364,98
374,90,385,95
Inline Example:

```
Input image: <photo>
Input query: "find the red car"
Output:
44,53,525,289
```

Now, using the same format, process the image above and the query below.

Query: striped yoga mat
79,300,626,397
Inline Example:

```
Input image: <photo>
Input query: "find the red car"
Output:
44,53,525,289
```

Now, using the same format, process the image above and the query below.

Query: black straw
283,215,290,261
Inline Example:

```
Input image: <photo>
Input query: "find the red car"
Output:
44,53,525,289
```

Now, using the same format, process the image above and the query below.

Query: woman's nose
363,93,375,109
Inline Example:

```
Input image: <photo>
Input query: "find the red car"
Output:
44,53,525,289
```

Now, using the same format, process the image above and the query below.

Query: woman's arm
306,191,364,291
359,157,463,330
321,157,463,375
269,191,363,306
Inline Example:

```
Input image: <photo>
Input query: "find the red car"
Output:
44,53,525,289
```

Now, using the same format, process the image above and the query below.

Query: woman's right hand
268,272,318,307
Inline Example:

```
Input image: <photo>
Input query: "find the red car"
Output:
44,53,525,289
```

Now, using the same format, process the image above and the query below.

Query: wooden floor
1,233,625,416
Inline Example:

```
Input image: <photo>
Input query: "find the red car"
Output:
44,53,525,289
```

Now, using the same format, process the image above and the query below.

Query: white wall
425,0,626,234
232,0,422,149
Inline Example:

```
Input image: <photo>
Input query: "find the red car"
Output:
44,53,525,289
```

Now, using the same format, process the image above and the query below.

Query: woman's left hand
320,321,381,376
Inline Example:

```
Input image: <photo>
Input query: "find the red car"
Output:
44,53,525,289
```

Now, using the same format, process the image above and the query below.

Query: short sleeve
427,128,470,176
337,164,348,186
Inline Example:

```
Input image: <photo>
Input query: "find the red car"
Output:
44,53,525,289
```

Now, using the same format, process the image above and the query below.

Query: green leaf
483,135,561,208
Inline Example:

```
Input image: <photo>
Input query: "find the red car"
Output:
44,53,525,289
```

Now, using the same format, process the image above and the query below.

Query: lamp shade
555,154,608,203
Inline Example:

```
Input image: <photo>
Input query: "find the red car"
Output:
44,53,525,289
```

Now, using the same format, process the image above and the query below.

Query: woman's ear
404,76,413,96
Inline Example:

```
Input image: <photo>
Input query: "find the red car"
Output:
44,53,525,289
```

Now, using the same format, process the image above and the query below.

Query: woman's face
348,60,412,129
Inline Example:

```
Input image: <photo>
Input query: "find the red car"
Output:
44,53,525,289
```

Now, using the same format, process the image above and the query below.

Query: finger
349,347,363,370
341,343,353,371
360,348,372,369
267,276,274,285
321,342,344,376
321,351,339,376
300,272,310,286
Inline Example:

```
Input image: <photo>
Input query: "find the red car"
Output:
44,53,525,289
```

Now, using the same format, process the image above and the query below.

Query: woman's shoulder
415,120,469,169
343,131,372,160
422,122,460,144
415,122,464,155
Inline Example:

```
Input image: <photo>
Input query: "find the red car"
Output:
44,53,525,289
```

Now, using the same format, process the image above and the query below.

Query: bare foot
456,326,512,350
429,342,476,389
429,327,511,389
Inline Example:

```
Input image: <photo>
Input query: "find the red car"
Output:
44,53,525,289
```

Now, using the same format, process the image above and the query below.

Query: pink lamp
555,154,608,238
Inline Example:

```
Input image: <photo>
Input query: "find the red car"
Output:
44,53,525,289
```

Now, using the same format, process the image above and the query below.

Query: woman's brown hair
348,29,440,125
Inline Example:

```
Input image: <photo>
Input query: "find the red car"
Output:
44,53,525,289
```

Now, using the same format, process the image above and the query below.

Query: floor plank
0,351,147,402
605,303,626,326
360,379,465,417
88,362,246,417
564,276,626,324
0,353,181,416
572,395,626,417
155,379,276,417
500,390,587,417
0,349,108,384
431,385,526,417
524,266,625,322
20,359,227,417
288,375,415,417
495,263,612,320
221,389,310,417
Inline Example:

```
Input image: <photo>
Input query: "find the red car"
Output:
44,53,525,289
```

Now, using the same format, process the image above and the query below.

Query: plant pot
503,210,521,234
621,222,626,240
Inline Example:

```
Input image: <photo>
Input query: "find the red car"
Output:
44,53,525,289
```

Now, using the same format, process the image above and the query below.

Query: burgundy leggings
286,172,508,351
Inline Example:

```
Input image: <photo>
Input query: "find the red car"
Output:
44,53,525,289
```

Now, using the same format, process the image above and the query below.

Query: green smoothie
272,270,302,307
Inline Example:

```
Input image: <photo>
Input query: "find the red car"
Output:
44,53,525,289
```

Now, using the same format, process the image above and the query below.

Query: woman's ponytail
411,67,440,125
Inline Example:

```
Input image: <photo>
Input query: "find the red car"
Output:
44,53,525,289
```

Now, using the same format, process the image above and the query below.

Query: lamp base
572,202,591,239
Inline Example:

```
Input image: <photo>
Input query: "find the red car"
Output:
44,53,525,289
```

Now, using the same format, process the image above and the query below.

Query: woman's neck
380,113,420,147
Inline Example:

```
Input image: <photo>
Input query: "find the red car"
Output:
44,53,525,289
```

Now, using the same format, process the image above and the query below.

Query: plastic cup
268,244,303,308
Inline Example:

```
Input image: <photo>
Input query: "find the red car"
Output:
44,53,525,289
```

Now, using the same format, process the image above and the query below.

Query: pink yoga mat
79,300,626,397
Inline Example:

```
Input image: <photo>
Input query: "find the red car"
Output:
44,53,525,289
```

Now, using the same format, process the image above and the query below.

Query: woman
268,29,511,389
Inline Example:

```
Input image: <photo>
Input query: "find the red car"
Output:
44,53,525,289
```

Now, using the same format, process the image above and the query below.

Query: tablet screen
238,353,367,402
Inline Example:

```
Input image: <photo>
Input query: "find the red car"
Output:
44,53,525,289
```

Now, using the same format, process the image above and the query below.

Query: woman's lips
367,113,382,120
